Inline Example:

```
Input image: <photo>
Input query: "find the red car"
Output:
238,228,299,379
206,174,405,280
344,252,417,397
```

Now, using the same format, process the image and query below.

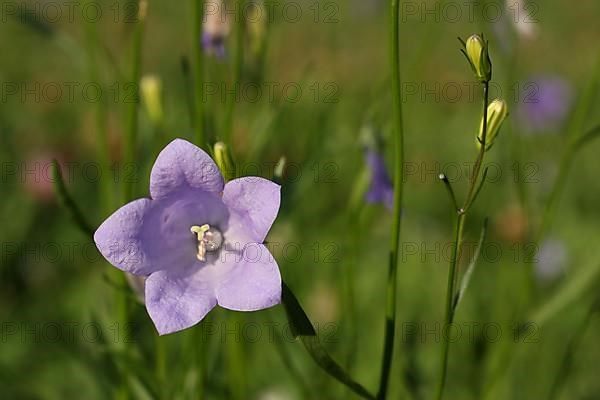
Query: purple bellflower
364,148,394,211
94,139,282,335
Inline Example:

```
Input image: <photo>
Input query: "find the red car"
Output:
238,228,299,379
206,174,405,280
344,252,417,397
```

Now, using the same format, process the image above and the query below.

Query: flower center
190,224,223,261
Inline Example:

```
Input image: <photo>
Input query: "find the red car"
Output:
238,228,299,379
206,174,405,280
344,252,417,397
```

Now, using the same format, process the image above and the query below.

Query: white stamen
191,224,223,261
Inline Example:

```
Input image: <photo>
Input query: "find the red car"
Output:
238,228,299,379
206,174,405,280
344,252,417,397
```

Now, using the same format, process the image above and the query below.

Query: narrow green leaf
453,218,488,312
51,159,95,237
281,282,376,400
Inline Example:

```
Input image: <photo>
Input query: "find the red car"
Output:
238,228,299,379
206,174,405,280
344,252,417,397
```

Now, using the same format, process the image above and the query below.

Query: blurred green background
2,0,600,399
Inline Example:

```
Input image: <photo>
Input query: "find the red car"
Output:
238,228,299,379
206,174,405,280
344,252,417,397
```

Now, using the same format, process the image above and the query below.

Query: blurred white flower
507,0,538,40
535,239,568,281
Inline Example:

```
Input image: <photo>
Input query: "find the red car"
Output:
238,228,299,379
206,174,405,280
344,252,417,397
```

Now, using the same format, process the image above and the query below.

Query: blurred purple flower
202,0,231,58
95,139,281,335
202,32,227,58
535,238,567,281
518,76,573,133
364,148,394,211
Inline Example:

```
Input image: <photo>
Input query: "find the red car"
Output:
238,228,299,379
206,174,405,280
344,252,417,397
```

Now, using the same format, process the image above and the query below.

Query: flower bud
140,75,164,127
213,142,236,182
477,99,508,151
463,34,492,82
273,156,286,184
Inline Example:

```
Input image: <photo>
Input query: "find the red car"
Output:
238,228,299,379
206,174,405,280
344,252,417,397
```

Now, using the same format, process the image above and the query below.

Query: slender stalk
223,0,245,142
439,174,459,212
376,1,405,398
193,0,205,146
434,213,465,400
464,82,490,209
435,81,490,400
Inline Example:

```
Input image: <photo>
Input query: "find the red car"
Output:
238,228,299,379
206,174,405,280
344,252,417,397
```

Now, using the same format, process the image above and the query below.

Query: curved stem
377,1,405,399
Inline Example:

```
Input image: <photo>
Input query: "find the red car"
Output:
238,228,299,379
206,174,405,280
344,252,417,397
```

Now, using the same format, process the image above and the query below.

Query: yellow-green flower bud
477,99,508,151
463,34,492,82
140,75,164,127
273,156,286,184
213,142,236,182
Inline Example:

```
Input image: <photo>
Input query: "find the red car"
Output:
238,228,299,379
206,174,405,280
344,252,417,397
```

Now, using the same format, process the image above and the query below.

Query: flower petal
145,270,217,335
222,177,280,243
216,243,282,311
150,139,224,200
94,198,157,276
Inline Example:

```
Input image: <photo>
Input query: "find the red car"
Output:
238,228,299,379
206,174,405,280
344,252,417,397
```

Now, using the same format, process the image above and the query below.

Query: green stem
223,0,245,142
435,81,490,400
123,0,145,203
434,213,465,400
464,82,489,210
376,1,405,398
193,0,205,146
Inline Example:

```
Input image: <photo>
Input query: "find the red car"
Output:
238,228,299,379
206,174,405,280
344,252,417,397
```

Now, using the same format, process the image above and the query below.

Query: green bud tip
213,142,236,182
